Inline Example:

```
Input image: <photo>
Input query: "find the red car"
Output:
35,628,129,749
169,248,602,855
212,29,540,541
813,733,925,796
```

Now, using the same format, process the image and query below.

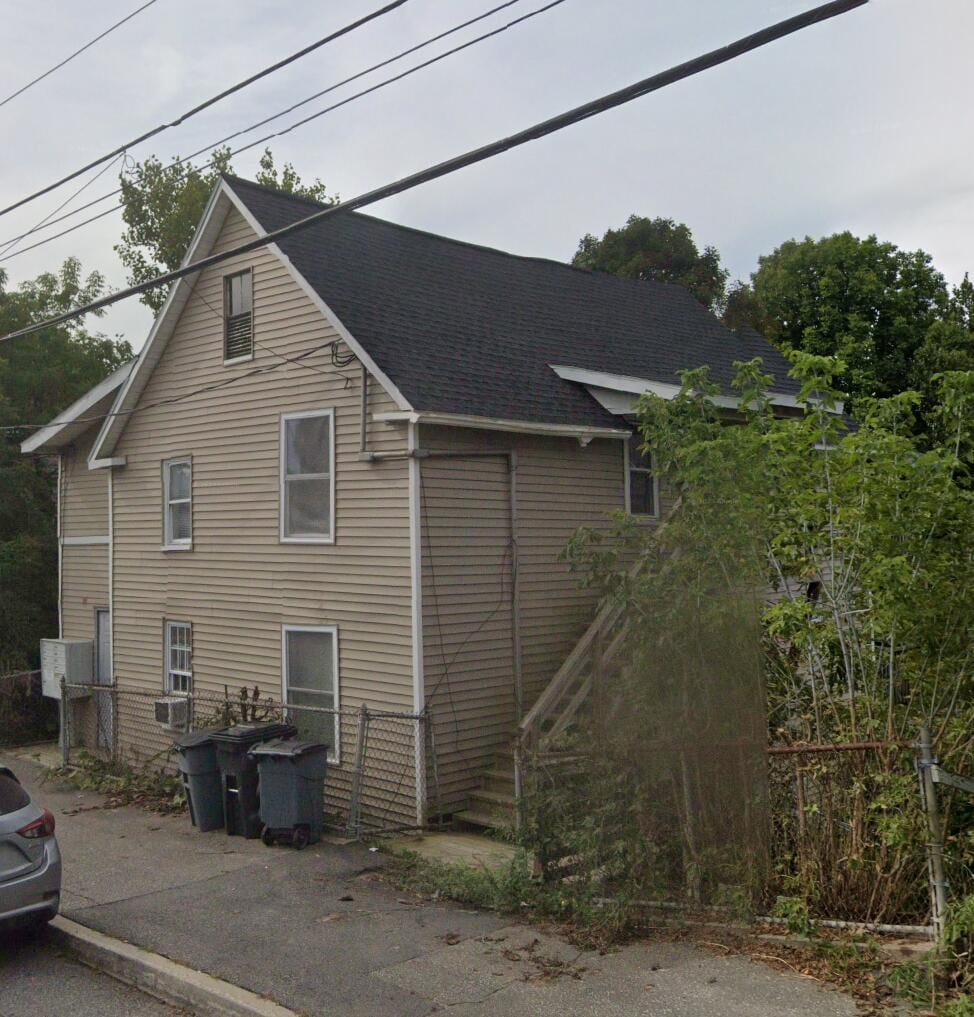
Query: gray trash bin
174,730,224,832
249,739,328,849
211,722,297,838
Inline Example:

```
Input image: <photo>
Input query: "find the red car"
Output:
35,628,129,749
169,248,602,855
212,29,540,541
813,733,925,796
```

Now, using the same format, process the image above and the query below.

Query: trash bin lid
210,722,296,745
174,729,220,750
248,738,329,759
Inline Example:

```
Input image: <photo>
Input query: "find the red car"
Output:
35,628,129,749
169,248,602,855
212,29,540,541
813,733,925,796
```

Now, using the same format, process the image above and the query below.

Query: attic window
224,270,253,362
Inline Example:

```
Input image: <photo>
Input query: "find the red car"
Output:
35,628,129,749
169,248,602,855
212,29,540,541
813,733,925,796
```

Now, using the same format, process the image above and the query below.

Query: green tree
724,233,950,408
0,261,131,670
572,214,729,311
561,356,974,921
116,148,337,312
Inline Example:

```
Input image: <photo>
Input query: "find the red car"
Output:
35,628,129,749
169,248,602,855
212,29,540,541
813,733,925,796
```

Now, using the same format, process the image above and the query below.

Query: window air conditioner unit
154,697,189,731
40,639,93,699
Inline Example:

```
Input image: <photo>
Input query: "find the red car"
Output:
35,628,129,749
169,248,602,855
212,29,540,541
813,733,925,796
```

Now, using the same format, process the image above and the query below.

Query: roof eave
20,361,134,454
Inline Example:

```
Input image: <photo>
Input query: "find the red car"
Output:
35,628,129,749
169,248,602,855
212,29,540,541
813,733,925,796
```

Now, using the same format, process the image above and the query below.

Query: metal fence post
345,703,369,839
414,712,427,830
918,725,948,939
59,676,69,767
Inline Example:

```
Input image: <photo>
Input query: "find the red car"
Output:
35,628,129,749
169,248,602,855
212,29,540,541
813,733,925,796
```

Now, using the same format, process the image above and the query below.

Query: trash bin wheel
291,825,310,850
261,827,276,847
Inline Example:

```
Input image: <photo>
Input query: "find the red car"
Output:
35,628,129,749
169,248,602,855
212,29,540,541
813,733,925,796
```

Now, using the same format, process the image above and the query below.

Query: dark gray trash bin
249,739,328,849
174,730,224,832
211,722,296,838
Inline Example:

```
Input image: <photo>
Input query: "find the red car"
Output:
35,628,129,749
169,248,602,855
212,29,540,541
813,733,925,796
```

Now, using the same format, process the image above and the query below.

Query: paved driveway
2,749,856,1017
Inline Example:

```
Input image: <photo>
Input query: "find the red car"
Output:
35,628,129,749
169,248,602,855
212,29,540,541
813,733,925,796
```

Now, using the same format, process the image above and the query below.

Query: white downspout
56,454,63,638
408,421,426,826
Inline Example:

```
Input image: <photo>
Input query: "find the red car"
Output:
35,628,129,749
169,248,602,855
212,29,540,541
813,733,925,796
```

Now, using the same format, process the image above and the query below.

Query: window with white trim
165,621,192,694
281,410,334,542
163,458,192,547
223,270,253,362
283,626,338,759
627,440,658,517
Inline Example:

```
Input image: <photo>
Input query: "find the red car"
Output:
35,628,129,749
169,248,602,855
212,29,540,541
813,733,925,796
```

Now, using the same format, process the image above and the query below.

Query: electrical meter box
40,639,93,698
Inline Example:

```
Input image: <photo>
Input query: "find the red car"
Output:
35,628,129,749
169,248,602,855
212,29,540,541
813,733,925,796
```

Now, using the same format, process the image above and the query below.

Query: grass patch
56,750,186,814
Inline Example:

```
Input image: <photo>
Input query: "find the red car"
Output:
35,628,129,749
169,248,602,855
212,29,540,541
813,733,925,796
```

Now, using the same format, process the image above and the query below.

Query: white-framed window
282,625,339,761
626,438,659,518
224,269,253,363
280,410,335,543
163,458,192,548
165,621,193,695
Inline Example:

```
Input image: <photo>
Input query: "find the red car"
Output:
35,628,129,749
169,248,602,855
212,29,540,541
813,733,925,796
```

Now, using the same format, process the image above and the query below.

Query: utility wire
0,0,161,110
6,342,339,435
0,0,869,344
0,154,128,260
0,0,543,262
0,0,412,220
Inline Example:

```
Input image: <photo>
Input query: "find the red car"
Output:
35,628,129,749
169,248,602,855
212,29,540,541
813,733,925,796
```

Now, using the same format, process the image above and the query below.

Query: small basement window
627,439,658,517
163,458,192,547
165,621,192,694
224,269,253,362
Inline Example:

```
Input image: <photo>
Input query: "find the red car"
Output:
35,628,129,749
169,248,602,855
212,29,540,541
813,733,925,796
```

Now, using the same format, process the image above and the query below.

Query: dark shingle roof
227,176,799,429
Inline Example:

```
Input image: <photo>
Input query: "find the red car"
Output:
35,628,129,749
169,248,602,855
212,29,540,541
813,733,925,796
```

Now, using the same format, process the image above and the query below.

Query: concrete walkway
2,750,856,1017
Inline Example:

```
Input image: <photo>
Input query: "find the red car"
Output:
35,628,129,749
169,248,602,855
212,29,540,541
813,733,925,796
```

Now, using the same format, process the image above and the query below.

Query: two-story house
22,175,802,830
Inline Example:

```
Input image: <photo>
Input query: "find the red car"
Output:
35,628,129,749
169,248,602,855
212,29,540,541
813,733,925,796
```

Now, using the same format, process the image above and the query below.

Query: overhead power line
0,0,551,263
0,0,412,220
0,0,161,111
0,0,869,346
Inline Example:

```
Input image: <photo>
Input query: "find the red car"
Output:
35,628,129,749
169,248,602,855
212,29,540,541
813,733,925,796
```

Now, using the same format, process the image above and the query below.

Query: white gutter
373,411,629,441
549,364,843,415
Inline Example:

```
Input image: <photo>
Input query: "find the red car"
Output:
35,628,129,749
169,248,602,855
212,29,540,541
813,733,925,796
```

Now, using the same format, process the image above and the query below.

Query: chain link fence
60,683,434,837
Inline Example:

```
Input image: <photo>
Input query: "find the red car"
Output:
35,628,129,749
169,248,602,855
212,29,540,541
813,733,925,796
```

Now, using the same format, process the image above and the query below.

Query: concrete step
452,808,512,834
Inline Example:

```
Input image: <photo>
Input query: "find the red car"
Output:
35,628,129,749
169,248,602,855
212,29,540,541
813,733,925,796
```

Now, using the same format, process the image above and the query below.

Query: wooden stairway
453,751,517,834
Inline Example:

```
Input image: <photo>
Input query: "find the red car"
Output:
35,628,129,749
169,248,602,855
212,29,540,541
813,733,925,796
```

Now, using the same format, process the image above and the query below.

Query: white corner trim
373,410,630,440
407,421,424,714
549,364,844,415
89,457,127,470
61,535,110,546
220,183,413,414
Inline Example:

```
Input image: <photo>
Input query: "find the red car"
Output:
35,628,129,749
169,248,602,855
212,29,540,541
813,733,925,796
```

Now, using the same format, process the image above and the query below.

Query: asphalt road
0,927,181,1017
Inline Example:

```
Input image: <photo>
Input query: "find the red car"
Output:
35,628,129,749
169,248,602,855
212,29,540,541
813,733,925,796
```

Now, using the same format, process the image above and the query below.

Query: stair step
453,808,512,833
469,788,515,808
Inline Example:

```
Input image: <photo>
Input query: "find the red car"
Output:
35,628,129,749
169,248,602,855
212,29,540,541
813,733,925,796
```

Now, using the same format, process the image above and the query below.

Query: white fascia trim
549,364,844,415
89,457,127,470
89,183,233,464
21,361,133,454
373,411,630,440
220,183,413,413
61,535,110,546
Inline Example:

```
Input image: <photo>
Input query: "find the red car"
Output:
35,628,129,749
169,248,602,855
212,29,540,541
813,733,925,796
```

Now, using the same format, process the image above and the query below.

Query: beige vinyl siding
61,543,108,639
61,428,108,538
418,425,625,807
111,207,415,820
420,453,515,812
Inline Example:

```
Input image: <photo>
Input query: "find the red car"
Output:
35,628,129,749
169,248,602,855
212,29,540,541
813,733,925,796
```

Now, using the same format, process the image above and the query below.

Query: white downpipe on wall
108,468,114,685
407,421,426,826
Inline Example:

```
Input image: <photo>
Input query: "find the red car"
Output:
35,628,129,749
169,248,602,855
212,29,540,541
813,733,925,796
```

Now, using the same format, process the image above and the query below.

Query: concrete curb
50,916,301,1017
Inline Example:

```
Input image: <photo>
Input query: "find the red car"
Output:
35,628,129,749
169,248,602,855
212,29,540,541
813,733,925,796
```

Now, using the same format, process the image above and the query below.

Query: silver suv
0,767,61,929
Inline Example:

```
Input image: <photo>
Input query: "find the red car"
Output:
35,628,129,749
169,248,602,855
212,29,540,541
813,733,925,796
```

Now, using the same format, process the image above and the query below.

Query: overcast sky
1,0,971,350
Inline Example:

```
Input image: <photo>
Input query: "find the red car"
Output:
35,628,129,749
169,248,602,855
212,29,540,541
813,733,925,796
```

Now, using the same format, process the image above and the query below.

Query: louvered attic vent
225,312,253,360
224,269,253,362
